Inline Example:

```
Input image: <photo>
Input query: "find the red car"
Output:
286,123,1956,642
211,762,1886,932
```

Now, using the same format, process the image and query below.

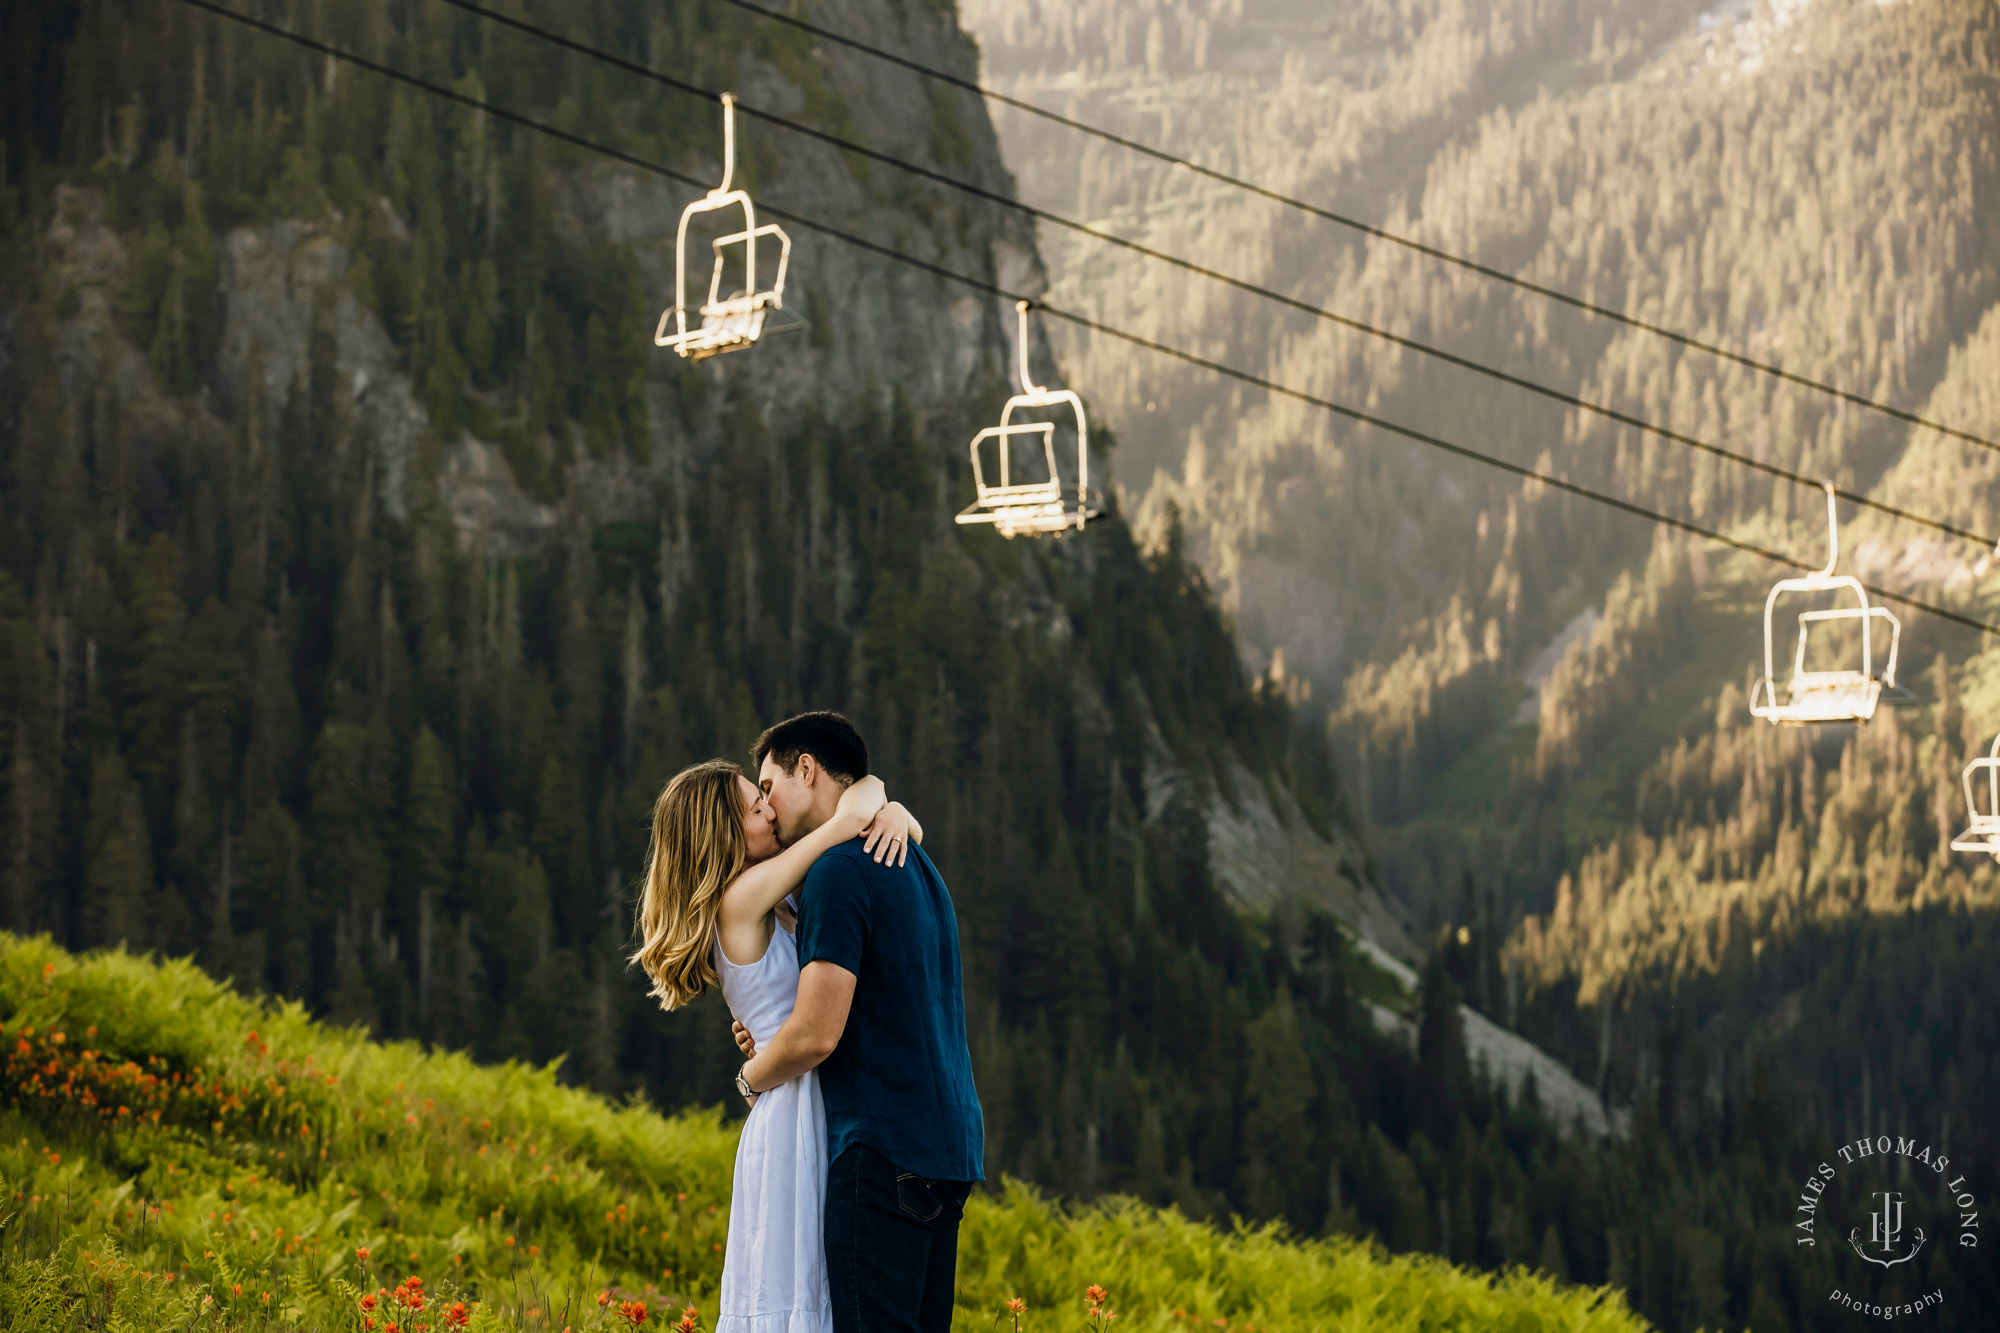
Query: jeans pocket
894,1172,944,1223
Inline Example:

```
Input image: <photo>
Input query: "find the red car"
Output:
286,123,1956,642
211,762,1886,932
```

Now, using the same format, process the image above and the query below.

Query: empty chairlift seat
1951,734,2000,860
655,94,798,362
1748,484,1906,726
955,302,1099,539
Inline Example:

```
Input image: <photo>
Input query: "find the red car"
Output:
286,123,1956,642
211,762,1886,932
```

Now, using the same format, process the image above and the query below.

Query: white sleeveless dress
713,896,834,1333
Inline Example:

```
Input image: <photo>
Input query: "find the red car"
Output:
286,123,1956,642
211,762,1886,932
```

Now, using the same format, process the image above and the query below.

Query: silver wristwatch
735,1066,756,1101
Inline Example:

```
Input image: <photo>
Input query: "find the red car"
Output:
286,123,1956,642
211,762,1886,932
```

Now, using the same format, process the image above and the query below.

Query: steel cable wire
709,0,2000,460
170,0,2000,642
431,0,2000,553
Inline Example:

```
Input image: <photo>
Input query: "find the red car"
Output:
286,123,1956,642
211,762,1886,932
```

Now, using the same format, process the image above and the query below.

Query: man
733,710,984,1333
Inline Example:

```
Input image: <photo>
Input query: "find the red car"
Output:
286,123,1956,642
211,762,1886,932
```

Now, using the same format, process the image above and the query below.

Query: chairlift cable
169,0,2000,642
432,0,2000,552
707,0,2000,460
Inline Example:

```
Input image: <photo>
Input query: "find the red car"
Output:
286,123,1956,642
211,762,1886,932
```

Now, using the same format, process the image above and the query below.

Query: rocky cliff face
191,2,1045,554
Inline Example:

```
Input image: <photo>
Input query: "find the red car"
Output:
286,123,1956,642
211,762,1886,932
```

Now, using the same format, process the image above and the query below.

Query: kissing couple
631,711,984,1333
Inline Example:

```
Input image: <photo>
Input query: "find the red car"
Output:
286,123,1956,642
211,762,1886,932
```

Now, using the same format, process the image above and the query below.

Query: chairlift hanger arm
714,92,737,195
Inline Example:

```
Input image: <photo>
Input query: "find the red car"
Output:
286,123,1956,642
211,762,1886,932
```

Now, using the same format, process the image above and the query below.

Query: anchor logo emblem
1849,1190,1927,1268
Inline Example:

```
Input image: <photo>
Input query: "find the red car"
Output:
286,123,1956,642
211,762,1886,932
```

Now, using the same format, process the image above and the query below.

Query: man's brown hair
751,711,868,785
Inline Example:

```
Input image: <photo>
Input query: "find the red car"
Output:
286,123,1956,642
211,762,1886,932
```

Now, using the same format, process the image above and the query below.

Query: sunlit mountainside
965,0,2000,1328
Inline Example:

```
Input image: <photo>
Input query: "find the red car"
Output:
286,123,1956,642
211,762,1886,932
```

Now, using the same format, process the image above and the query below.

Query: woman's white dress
713,895,834,1333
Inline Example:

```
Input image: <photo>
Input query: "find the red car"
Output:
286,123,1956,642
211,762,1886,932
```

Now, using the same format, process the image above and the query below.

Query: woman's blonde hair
630,759,749,1010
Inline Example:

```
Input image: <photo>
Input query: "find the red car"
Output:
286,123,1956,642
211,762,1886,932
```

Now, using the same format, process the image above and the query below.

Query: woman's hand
733,1022,758,1107
862,802,915,866
835,774,887,829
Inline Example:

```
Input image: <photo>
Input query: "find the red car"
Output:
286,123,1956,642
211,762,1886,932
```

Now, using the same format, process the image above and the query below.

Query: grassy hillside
0,933,1647,1332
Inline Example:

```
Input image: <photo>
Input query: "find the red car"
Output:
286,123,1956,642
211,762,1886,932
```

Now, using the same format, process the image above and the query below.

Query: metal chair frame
1748,484,1901,726
655,94,793,362
955,302,1097,538
1952,733,2000,860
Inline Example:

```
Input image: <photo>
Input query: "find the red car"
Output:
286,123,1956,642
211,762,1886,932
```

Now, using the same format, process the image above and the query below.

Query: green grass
0,933,1650,1332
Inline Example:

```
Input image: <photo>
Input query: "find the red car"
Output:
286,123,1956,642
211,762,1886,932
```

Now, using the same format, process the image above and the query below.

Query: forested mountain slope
967,1,2000,1329
967,0,2000,897
0,0,1674,1304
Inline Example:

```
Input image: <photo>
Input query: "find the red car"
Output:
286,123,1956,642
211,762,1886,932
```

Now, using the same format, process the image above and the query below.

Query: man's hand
739,962,857,1096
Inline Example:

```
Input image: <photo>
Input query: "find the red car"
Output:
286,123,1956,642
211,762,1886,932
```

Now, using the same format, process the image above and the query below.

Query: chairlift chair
1950,733,2000,860
955,301,1100,539
655,94,798,361
1748,483,1906,725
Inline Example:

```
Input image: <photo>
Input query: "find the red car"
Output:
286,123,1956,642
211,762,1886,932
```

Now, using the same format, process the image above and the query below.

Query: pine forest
4,1,1999,1330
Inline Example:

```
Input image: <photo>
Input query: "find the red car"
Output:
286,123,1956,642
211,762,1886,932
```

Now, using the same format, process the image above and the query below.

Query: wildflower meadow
0,933,1651,1331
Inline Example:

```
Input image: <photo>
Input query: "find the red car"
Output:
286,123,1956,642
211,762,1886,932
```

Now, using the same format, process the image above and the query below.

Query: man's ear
796,752,820,789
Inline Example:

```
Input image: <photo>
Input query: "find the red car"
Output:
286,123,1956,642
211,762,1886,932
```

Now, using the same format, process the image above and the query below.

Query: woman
630,758,918,1333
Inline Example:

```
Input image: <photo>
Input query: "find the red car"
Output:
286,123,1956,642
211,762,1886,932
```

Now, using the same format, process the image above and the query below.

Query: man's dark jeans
824,1143,973,1333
